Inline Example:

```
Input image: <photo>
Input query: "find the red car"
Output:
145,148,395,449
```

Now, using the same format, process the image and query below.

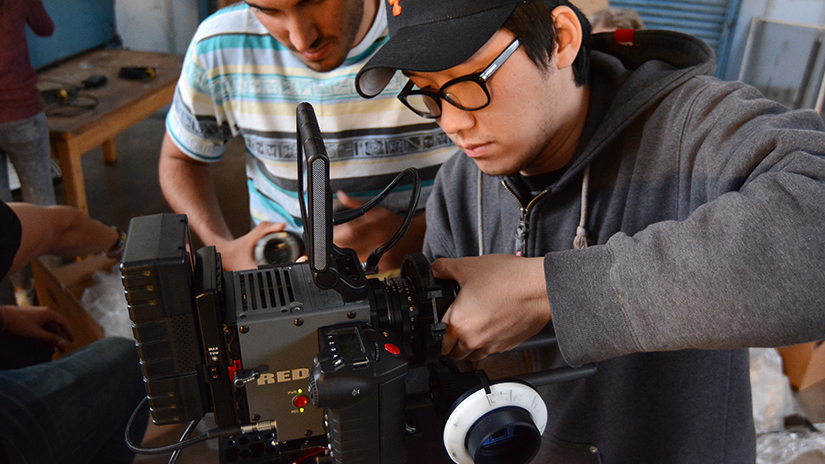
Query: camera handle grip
324,371,408,464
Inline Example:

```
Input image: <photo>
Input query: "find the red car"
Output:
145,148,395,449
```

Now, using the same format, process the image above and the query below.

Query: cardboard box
31,254,119,356
778,341,825,391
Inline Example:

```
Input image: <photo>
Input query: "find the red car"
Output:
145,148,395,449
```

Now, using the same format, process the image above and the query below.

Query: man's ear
552,6,583,70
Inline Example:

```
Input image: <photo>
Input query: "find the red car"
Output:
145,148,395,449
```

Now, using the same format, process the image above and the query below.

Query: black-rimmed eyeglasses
397,38,521,119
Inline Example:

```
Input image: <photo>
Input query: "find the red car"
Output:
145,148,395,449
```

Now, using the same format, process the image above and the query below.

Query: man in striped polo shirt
159,0,454,271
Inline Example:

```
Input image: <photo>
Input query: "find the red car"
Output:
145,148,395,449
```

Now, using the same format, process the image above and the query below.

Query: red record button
293,395,309,408
384,343,401,355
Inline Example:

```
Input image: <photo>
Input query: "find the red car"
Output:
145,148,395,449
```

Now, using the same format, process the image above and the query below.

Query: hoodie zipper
501,180,550,257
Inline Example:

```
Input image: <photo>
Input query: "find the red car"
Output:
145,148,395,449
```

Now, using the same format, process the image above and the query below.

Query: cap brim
356,4,518,98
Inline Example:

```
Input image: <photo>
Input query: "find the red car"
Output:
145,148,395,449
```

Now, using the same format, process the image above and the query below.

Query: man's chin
298,54,347,73
471,159,517,177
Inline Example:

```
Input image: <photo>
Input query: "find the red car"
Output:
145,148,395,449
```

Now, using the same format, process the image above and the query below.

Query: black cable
332,167,420,226
348,167,420,274
39,78,99,117
125,397,243,455
168,420,199,464
43,93,99,117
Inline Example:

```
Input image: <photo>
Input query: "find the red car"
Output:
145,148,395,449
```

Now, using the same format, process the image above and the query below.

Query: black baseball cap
356,0,539,98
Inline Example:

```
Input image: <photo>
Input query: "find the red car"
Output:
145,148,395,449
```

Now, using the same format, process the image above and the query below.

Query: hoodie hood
493,29,717,254
550,29,716,192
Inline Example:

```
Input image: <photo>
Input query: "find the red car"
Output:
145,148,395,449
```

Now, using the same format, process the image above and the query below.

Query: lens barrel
254,231,305,265
465,406,541,464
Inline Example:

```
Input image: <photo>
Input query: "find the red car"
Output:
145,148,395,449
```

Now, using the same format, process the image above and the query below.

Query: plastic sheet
79,264,133,339
751,348,825,464
751,348,798,434
757,423,825,464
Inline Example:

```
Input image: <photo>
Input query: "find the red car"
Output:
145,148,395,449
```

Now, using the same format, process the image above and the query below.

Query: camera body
121,213,454,463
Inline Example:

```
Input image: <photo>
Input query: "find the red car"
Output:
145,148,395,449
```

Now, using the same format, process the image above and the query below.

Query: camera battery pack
121,214,208,424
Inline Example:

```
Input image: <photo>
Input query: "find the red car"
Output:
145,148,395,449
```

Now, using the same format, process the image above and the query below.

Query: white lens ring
442,382,547,464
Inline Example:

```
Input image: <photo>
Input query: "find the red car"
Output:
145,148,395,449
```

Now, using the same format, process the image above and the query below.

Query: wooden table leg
102,138,117,164
52,139,89,215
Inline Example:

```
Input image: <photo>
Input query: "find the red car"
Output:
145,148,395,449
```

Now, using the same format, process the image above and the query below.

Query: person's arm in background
8,202,119,276
2,202,124,351
26,0,55,37
159,132,285,271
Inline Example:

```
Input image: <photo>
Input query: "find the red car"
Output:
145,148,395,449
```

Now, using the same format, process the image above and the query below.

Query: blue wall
27,0,212,69
26,0,116,69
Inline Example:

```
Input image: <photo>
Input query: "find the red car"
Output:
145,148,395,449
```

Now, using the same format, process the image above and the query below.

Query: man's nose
437,100,475,134
285,15,319,52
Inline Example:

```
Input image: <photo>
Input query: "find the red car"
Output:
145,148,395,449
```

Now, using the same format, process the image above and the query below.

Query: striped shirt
166,2,454,233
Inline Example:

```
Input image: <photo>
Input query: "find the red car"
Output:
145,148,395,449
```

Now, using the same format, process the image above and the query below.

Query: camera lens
465,407,541,464
254,231,304,265
369,254,458,365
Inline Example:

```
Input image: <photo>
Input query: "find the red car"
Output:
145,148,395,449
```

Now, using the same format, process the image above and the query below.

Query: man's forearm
159,133,233,246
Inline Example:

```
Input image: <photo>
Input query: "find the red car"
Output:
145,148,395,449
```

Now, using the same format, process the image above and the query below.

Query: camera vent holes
169,313,200,370
236,269,297,312
238,274,249,312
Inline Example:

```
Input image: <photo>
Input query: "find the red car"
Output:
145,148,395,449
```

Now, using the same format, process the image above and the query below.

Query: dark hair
503,0,591,86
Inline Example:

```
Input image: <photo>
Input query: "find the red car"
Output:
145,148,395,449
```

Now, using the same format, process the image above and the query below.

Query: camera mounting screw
347,311,357,319
294,319,304,326
239,326,250,334
251,414,261,421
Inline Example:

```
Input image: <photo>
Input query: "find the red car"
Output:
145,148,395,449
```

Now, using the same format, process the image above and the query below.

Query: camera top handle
296,103,375,302
296,102,336,288
296,102,424,297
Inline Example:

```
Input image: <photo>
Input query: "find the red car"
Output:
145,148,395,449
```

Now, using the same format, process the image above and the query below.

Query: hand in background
333,191,426,271
432,254,551,361
215,221,286,272
3,305,74,353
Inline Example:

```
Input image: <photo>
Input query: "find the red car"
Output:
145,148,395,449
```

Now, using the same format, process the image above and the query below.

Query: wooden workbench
38,49,183,214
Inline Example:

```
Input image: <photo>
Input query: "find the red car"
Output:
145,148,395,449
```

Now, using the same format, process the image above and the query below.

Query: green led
299,408,305,413
297,389,303,394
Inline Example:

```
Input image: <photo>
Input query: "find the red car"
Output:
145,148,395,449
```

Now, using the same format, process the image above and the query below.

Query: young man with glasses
356,0,825,462
160,0,455,272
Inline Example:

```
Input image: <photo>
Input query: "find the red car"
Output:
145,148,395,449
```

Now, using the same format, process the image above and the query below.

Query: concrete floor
70,109,250,249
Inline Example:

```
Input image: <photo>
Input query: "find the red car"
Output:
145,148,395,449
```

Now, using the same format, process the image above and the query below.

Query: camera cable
167,419,198,464
333,167,421,274
125,396,277,456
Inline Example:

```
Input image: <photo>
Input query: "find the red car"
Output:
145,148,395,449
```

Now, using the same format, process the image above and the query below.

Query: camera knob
442,381,546,464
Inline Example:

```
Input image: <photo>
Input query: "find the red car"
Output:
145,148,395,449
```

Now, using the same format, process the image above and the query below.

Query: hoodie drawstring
476,164,591,256
573,165,590,250
477,168,485,256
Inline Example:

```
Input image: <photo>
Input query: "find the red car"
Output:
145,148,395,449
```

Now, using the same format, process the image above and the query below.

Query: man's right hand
214,221,287,271
160,132,287,272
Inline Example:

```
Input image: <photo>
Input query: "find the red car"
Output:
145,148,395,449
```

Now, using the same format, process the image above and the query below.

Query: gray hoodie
423,30,825,463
